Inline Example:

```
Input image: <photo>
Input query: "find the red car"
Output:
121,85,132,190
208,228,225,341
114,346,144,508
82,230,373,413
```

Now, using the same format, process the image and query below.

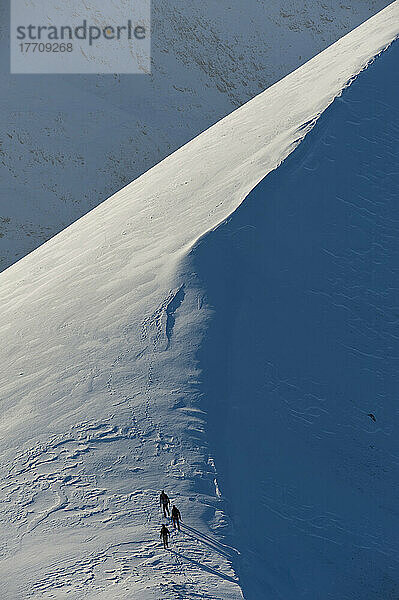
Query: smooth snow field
0,3,398,599
0,0,393,271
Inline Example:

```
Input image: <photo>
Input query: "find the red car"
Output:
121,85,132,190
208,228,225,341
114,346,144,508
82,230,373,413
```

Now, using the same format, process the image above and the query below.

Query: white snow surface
0,4,398,599
0,0,393,271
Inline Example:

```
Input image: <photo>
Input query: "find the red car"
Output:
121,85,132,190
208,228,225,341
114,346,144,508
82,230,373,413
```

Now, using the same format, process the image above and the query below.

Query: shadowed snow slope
0,5,398,599
188,39,399,599
0,0,393,270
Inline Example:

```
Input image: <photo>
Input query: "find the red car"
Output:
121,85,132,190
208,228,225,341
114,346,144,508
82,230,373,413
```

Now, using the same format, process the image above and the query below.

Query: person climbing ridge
160,490,171,517
160,524,170,549
171,504,182,531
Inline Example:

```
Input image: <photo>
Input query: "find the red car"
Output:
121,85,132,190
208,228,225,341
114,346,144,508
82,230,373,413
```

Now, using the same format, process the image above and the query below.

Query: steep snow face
0,0,393,271
189,39,399,600
0,5,398,599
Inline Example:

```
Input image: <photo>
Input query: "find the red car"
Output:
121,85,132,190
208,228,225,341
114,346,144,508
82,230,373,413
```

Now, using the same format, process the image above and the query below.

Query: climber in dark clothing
160,490,171,517
160,524,170,549
171,505,182,531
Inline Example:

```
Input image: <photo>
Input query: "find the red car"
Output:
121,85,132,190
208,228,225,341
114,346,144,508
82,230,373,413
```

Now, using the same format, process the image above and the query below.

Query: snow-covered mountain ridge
188,35,399,600
0,3,398,599
0,0,392,271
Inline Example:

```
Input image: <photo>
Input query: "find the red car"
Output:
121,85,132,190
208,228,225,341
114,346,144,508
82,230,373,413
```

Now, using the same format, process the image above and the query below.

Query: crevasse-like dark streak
166,285,185,346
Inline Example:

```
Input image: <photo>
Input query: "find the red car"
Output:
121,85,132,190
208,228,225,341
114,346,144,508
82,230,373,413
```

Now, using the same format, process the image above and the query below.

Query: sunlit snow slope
0,4,398,599
0,0,393,271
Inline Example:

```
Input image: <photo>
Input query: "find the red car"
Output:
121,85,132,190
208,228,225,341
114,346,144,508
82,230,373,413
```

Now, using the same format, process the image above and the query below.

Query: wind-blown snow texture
0,0,392,271
0,4,398,599
189,39,399,599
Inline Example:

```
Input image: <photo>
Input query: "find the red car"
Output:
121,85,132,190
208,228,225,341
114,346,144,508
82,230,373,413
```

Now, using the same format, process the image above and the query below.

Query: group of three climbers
159,490,182,548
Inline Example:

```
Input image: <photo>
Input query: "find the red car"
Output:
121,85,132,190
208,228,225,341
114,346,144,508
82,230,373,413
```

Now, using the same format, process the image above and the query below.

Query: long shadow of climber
168,549,239,585
181,524,240,560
